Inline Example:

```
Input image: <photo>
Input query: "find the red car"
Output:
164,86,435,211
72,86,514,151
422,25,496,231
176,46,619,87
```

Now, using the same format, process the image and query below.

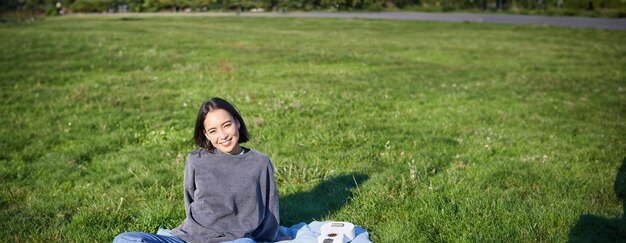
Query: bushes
562,0,626,10
70,0,111,12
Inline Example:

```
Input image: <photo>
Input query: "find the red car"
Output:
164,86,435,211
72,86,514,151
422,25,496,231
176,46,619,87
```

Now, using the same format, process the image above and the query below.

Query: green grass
1,16,625,242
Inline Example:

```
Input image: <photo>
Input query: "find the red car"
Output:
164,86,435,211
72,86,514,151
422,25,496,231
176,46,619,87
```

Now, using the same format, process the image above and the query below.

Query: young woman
114,98,280,243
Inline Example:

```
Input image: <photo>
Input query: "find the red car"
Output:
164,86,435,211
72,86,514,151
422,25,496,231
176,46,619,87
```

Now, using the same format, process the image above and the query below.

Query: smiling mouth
220,138,232,146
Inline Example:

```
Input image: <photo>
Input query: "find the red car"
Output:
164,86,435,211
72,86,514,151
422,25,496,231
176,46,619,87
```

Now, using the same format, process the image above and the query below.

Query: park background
1,9,625,243
1,0,626,18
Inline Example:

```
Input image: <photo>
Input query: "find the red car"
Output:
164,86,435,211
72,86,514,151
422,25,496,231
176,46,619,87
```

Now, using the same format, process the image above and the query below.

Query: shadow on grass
119,17,143,21
568,158,626,242
279,173,368,226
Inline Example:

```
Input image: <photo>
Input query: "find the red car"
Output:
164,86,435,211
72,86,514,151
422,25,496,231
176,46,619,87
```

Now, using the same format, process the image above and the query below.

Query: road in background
73,12,626,30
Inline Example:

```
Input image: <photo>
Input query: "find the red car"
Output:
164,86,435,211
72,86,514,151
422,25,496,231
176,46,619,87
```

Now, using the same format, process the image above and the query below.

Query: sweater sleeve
267,160,280,227
183,153,196,218
252,159,280,241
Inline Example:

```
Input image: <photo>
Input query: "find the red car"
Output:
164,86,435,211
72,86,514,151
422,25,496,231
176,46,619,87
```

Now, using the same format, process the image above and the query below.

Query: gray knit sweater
171,148,280,243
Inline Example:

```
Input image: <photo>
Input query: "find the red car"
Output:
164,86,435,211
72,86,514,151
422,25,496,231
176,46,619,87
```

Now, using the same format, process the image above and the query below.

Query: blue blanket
274,221,372,243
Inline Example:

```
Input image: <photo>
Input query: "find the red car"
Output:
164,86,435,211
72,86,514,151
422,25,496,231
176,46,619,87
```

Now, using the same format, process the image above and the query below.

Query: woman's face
203,109,242,155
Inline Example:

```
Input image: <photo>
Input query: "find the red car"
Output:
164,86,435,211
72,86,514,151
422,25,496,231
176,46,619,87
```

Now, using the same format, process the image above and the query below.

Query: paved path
275,12,626,30
76,12,626,30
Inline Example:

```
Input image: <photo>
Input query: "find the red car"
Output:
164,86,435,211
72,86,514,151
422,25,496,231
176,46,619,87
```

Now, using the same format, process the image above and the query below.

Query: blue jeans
113,228,185,243
112,228,256,243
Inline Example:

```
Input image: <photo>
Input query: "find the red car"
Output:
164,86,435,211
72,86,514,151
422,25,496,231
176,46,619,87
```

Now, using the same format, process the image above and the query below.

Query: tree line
2,0,625,16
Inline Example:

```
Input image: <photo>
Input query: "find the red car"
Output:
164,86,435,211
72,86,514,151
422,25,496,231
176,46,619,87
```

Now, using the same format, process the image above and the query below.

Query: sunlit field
1,16,624,242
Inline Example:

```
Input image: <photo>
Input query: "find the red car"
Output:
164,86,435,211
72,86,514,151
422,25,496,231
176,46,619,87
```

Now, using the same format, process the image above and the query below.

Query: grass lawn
0,15,624,242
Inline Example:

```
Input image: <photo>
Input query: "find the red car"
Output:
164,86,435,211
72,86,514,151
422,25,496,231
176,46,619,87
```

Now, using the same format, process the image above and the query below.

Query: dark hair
193,97,249,150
